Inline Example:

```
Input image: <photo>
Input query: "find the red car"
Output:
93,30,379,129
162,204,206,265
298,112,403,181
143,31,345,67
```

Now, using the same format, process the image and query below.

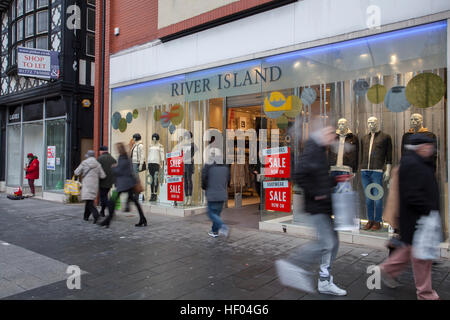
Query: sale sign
264,180,291,213
47,146,56,171
263,147,290,178
167,176,183,202
167,151,183,175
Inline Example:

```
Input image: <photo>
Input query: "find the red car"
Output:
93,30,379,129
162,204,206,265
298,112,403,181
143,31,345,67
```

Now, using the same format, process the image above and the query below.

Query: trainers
318,276,347,296
219,225,230,238
208,231,218,238
275,260,316,294
380,269,401,288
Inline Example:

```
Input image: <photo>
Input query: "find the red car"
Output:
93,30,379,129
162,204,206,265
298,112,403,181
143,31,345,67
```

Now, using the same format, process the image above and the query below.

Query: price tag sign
167,151,183,176
263,147,290,178
167,176,184,202
264,180,291,213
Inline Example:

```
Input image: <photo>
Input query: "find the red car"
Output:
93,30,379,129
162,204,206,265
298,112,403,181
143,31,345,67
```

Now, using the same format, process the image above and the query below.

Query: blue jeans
207,201,225,233
361,170,383,222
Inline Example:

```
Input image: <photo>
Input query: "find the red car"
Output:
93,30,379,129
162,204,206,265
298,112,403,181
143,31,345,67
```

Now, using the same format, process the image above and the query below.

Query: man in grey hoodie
201,147,230,238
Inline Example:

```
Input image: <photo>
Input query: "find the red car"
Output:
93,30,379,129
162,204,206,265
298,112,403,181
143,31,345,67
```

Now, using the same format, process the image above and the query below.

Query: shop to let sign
47,146,56,171
17,47,59,80
264,180,291,213
263,147,290,178
167,176,183,201
167,150,183,175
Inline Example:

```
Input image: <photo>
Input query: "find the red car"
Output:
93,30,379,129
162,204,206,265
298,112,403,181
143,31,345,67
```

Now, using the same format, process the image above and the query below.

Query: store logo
264,92,292,113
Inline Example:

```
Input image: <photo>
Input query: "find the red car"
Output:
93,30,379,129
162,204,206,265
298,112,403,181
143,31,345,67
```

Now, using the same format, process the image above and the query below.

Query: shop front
110,21,448,245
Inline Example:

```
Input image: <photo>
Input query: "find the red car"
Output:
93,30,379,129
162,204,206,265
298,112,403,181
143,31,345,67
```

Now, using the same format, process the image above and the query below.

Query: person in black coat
99,142,147,228
379,133,440,300
276,124,346,296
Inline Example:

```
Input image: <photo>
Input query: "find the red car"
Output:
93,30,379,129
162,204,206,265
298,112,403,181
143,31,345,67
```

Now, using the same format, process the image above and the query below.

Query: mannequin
147,133,165,202
130,133,145,173
178,131,198,206
329,118,359,175
360,116,392,231
401,113,437,170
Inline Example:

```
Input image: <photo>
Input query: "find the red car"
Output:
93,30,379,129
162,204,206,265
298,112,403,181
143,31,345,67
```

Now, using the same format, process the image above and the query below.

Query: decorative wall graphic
160,111,171,128
154,109,162,121
384,86,410,112
300,87,317,106
112,109,140,132
367,84,387,104
353,79,370,96
284,95,303,118
112,112,122,130
133,109,139,119
405,73,445,108
169,124,176,134
126,112,133,123
276,115,289,129
170,104,184,125
264,91,292,119
118,118,127,133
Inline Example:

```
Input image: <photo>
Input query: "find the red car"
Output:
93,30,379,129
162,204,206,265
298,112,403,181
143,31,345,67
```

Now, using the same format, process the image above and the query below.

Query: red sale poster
167,150,183,176
263,147,290,178
167,176,184,202
264,180,291,213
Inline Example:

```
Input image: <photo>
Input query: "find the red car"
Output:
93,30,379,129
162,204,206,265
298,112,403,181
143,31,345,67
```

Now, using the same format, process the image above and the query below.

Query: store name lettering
170,66,282,97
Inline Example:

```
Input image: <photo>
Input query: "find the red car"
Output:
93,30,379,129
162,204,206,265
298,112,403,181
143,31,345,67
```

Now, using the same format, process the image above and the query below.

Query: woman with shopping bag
74,150,106,223
377,134,441,300
98,142,147,228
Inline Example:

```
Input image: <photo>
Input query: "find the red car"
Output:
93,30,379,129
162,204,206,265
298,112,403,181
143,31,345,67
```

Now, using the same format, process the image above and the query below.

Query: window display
147,133,165,202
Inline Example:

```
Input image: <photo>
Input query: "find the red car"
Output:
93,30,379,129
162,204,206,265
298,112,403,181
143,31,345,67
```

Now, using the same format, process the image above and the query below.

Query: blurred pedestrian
276,123,347,296
24,153,39,197
201,147,230,238
99,142,147,228
97,146,117,217
74,150,106,223
378,134,440,300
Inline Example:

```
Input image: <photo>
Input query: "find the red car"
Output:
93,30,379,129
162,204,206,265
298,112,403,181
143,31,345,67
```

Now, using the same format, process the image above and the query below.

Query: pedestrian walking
99,142,147,228
201,147,230,238
275,123,347,296
74,150,106,223
24,153,39,196
97,146,117,217
378,133,440,300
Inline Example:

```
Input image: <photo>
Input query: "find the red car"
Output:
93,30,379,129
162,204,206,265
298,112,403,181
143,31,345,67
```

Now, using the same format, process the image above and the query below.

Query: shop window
23,102,43,122
8,106,21,123
45,119,66,190
23,122,43,187
36,10,47,34
86,33,95,56
46,98,66,118
7,125,21,186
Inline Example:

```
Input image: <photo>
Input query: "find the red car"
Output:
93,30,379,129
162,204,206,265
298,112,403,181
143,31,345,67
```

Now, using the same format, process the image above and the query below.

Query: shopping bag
64,176,81,196
412,210,442,260
332,191,359,231
111,190,121,210
133,178,144,194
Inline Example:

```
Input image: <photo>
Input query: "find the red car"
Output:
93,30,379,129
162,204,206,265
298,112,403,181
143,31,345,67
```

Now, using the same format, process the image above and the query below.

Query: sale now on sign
167,176,183,202
264,180,291,213
263,147,290,178
167,151,183,175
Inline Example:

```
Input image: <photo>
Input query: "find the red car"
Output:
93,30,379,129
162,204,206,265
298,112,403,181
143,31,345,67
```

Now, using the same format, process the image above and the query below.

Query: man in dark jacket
97,146,117,217
201,147,230,238
379,134,440,300
276,125,347,296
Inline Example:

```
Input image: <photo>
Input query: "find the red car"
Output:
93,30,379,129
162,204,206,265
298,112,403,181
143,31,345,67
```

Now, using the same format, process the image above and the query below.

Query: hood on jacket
84,156,100,169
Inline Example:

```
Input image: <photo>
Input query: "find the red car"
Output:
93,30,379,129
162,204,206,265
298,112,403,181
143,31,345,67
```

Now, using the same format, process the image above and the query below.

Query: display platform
141,202,207,217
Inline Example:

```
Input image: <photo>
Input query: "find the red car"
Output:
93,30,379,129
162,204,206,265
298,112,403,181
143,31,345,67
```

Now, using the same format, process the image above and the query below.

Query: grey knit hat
85,150,95,158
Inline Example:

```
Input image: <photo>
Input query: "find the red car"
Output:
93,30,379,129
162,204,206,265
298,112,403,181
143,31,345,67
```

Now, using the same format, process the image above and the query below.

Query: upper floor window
86,1,96,57
87,0,95,6
26,0,34,13
17,0,23,17
37,0,48,8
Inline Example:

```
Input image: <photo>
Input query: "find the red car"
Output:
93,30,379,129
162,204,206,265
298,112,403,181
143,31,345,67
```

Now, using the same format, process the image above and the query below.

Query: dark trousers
28,179,35,195
184,164,194,196
84,200,100,221
106,189,146,225
148,163,160,194
99,188,110,215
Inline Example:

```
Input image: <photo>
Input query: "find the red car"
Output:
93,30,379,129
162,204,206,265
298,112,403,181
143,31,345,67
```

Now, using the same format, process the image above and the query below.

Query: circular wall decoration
284,95,303,118
405,73,445,108
133,109,139,119
353,79,370,97
112,112,121,130
169,124,176,134
126,112,133,123
367,84,387,104
384,86,410,112
160,112,171,128
118,118,127,133
276,115,289,129
170,104,184,126
301,87,317,106
154,109,161,121
365,183,384,201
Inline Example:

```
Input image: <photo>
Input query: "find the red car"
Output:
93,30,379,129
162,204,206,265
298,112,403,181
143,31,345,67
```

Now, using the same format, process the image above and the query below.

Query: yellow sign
82,99,91,108
264,92,292,113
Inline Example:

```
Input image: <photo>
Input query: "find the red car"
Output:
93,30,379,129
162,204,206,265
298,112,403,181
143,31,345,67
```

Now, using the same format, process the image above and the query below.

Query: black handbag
140,161,147,172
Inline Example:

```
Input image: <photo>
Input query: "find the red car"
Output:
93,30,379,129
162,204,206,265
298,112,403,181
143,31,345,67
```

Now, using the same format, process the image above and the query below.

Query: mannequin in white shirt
147,133,165,202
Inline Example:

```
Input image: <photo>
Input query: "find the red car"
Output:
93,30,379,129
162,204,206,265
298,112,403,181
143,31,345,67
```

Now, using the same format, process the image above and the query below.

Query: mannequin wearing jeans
360,117,392,231
147,133,165,202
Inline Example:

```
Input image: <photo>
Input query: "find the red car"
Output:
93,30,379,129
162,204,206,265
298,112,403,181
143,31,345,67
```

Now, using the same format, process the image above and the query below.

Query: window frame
17,0,24,17
25,0,34,13
37,0,48,9
36,10,48,35
86,33,95,57
36,35,48,50
87,7,95,32
25,14,34,38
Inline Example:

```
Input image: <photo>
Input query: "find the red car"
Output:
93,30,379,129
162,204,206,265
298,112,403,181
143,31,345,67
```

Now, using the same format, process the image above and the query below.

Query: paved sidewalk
0,194,449,300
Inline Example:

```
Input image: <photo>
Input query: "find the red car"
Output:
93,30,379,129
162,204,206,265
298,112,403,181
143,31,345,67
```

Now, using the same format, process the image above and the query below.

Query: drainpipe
100,0,106,145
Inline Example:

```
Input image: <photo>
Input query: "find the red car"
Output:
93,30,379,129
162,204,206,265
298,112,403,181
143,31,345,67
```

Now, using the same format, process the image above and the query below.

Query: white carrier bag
412,210,442,260
332,180,359,231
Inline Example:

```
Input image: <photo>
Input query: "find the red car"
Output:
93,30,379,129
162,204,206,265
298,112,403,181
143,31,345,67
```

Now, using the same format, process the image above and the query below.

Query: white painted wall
110,0,450,87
